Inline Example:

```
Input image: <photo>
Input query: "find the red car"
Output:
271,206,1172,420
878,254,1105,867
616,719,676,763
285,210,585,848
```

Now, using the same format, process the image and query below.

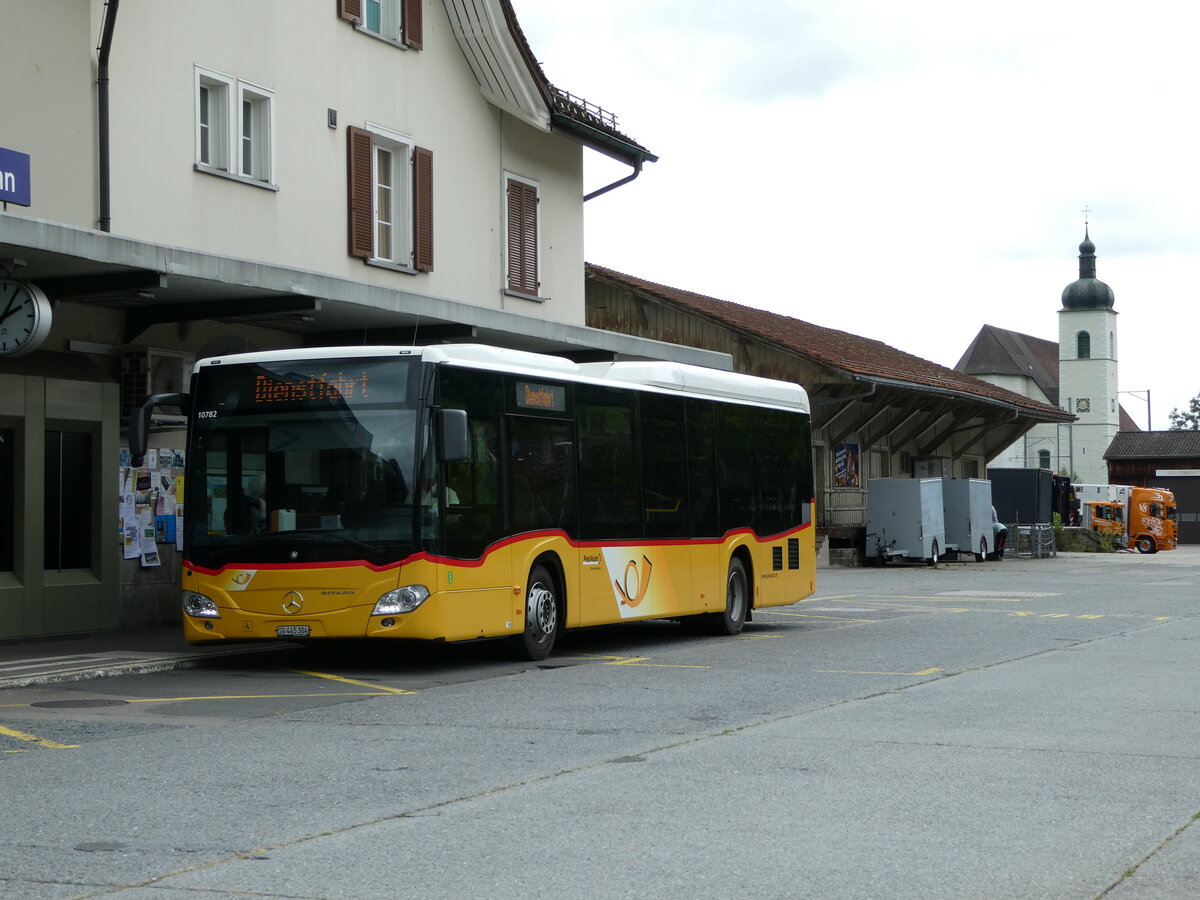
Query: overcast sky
511,0,1199,430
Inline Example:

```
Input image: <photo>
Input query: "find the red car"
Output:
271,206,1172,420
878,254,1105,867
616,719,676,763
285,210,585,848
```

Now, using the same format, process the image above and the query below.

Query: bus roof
195,344,810,413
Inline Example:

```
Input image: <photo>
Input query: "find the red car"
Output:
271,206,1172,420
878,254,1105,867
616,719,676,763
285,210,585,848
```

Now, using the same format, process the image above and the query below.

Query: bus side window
716,404,756,533
687,399,718,537
576,384,639,540
641,393,688,539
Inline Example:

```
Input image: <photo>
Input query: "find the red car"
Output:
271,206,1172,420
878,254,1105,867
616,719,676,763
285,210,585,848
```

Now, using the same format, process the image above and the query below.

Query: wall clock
0,278,52,357
1076,398,1091,413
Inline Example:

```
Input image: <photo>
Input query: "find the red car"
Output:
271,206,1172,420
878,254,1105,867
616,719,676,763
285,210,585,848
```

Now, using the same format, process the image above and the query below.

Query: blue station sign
0,146,31,207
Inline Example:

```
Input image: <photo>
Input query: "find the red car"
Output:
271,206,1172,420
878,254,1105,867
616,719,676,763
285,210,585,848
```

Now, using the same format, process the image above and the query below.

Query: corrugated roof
1104,430,1200,460
587,264,1073,420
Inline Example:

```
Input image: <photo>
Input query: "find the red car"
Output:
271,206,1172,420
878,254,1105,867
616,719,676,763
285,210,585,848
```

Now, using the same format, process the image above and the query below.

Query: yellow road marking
760,610,879,622
0,724,79,750
125,691,407,703
799,594,859,602
856,595,1026,603
816,667,944,676
291,670,417,694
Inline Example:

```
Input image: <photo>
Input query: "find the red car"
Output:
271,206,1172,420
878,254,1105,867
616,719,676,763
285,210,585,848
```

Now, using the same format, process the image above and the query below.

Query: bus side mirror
130,392,192,466
438,409,470,462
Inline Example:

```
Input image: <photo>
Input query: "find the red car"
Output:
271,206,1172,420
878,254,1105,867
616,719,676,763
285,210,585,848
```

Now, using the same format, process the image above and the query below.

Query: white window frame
503,172,541,300
363,0,402,42
367,123,414,268
195,67,233,172
195,66,276,189
238,80,275,184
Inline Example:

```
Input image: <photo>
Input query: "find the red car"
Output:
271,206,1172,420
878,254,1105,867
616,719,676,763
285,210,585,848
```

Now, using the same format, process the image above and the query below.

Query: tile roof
1104,430,1200,460
587,264,1072,421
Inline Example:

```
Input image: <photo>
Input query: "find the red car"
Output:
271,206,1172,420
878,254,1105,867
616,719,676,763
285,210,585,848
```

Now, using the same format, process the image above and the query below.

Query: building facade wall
6,0,587,324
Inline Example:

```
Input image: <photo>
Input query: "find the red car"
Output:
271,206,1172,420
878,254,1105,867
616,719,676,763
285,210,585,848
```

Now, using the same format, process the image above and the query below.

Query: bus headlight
183,590,221,619
373,585,430,615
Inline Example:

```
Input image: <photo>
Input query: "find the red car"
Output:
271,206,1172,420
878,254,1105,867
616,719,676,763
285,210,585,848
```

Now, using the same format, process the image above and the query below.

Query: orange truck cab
1084,500,1126,548
1127,487,1178,554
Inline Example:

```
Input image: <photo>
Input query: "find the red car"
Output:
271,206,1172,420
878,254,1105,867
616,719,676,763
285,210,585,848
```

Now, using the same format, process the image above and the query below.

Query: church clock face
1076,398,1091,413
0,278,53,357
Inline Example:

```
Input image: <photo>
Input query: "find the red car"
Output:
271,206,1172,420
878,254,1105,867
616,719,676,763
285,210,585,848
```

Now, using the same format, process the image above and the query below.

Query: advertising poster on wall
834,442,861,489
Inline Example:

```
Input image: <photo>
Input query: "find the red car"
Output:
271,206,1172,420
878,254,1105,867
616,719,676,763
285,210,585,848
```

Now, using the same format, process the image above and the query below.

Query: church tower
1058,226,1119,483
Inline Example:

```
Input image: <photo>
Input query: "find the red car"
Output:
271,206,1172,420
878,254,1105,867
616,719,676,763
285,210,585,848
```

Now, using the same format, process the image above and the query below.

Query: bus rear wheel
702,557,749,636
514,564,561,661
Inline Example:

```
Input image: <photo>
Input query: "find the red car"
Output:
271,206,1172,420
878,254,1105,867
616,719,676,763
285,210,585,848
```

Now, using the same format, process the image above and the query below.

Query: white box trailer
1075,483,1132,527
942,477,994,561
866,477,946,564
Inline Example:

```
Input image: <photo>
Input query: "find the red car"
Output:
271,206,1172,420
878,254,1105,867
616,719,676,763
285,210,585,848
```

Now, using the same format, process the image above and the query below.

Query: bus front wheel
514,564,561,660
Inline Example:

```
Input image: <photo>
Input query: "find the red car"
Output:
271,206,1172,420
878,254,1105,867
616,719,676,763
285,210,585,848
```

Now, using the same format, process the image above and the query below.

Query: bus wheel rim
528,583,556,636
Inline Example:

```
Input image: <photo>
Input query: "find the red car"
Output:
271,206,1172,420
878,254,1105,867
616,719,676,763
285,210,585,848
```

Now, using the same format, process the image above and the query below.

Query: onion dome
1061,227,1115,310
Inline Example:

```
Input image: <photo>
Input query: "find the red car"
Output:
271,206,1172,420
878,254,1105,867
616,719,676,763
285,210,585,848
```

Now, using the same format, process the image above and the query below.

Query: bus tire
975,537,987,563
703,556,749,636
1136,535,1157,554
927,539,940,566
514,564,561,660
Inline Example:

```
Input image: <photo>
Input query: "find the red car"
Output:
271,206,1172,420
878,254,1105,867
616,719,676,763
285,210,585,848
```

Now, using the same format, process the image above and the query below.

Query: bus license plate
276,625,311,637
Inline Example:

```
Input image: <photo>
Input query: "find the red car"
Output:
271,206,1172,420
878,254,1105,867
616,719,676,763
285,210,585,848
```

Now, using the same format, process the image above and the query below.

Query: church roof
955,324,1061,405
954,323,1143,431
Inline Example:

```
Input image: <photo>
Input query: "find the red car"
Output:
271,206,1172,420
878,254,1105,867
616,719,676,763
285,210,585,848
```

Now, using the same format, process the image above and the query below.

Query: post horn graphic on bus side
614,555,652,609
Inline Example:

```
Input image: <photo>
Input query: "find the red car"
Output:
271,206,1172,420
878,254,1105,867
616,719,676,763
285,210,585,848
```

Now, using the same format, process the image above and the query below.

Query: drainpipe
584,156,644,202
97,0,120,232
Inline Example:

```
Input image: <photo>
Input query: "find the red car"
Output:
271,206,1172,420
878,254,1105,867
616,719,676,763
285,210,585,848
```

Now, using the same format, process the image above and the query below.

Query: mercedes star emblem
282,592,304,615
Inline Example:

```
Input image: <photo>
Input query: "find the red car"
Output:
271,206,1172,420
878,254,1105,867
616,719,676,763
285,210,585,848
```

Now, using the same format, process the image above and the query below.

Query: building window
45,430,93,571
505,175,539,297
195,67,275,186
347,126,433,271
0,427,13,572
239,82,274,182
1077,331,1091,359
339,0,423,49
196,69,232,171
1038,449,1051,470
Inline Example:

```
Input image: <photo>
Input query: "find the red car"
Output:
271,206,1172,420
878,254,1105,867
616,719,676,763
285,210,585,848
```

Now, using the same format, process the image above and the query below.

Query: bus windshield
185,356,425,568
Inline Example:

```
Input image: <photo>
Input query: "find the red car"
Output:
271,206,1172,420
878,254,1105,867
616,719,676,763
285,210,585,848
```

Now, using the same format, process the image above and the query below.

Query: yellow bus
130,345,815,659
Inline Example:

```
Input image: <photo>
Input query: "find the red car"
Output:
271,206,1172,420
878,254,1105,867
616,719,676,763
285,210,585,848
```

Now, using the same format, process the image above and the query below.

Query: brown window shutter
412,146,433,272
506,178,538,295
338,0,363,25
403,0,423,49
347,126,374,259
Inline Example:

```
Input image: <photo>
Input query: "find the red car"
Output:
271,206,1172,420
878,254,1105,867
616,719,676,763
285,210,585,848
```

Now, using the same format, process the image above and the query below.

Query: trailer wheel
975,537,988,563
1135,535,1157,554
927,539,940,566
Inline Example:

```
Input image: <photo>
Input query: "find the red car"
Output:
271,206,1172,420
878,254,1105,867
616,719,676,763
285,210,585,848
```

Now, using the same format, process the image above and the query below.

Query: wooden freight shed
1105,431,1200,545
585,265,1073,563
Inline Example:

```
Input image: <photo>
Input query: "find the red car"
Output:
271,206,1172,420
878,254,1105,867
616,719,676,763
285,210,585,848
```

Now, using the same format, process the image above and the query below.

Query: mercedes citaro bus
130,344,815,659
